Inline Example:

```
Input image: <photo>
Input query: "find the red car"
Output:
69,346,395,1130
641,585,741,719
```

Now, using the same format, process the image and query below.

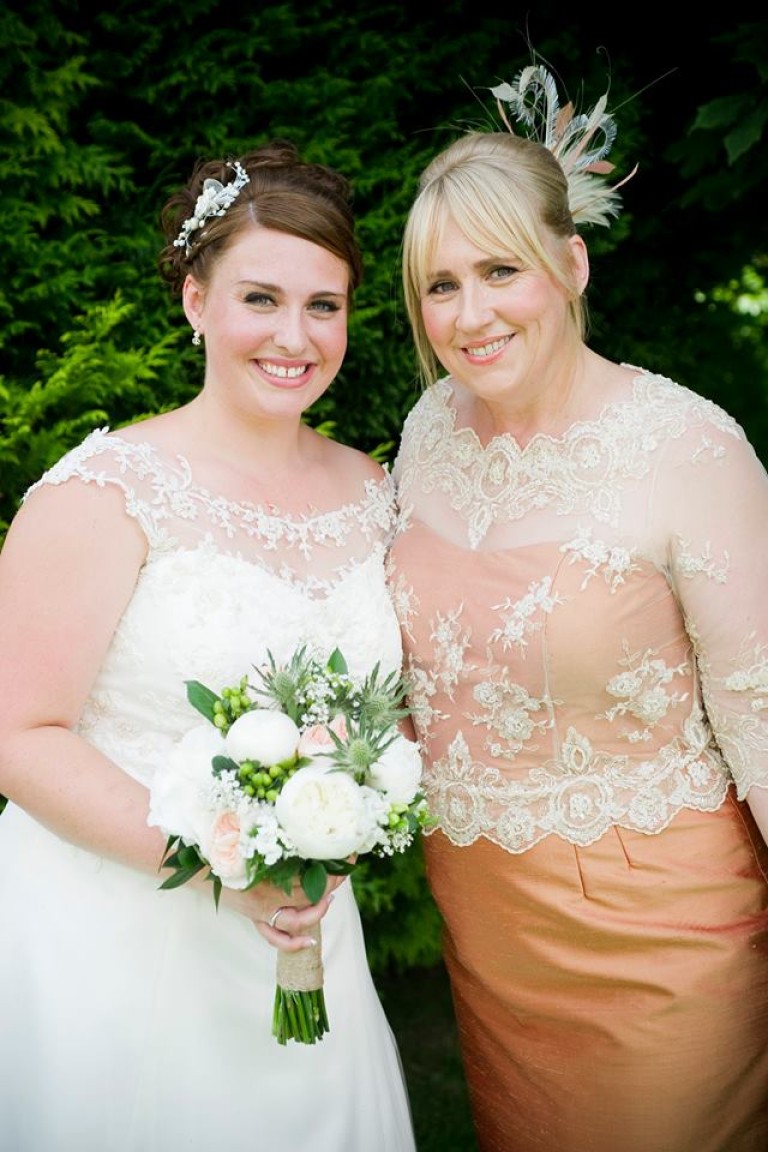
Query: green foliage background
1,1,766,971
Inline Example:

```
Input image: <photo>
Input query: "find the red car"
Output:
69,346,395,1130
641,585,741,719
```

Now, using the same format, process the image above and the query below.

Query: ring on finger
268,906,287,929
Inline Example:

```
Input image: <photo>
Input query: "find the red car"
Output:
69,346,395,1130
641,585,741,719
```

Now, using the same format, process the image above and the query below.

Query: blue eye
489,265,518,281
310,299,343,314
427,280,457,296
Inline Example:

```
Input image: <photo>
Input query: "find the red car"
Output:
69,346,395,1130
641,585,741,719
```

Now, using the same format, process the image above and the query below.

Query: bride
0,141,416,1151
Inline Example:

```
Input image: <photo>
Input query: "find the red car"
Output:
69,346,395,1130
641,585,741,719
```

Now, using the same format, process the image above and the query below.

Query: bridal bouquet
148,645,430,1045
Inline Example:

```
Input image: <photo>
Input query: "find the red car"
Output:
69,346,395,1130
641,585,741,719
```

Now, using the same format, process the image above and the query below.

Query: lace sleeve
663,416,768,797
23,428,187,550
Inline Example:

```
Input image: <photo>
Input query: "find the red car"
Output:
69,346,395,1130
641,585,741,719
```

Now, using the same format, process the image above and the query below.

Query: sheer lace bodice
388,367,768,853
1,427,415,1152
28,428,403,788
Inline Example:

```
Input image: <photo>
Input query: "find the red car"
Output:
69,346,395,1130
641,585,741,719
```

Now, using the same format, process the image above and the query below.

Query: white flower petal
367,735,422,805
225,709,300,766
274,764,373,859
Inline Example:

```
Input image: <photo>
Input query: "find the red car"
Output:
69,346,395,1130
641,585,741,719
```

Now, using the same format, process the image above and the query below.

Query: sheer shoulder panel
26,429,398,596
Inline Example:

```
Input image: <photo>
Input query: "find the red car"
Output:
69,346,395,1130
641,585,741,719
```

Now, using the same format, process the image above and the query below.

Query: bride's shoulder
23,425,191,521
32,427,178,486
314,433,393,499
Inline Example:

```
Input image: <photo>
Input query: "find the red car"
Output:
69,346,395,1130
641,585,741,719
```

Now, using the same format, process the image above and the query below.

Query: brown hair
158,139,363,297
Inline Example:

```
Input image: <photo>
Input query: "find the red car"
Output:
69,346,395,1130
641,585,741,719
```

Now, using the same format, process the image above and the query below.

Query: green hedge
0,2,766,971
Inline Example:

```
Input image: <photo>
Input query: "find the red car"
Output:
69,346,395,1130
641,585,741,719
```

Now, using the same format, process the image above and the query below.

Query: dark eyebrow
239,279,347,302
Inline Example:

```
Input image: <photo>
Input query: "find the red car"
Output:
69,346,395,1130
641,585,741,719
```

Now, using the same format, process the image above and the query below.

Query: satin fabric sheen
389,371,768,1151
426,799,768,1152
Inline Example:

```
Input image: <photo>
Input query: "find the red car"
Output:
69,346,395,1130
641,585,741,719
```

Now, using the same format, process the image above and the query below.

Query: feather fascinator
491,64,637,226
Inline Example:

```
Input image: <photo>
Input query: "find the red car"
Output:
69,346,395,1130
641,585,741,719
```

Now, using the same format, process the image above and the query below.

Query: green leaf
159,859,207,889
326,648,348,675
176,844,205,868
248,854,301,895
724,106,768,164
160,833,180,867
158,838,209,891
302,860,329,903
322,858,357,876
692,94,748,131
211,754,240,775
185,679,221,723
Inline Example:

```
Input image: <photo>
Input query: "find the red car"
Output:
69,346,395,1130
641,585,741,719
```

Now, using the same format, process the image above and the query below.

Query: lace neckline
87,428,392,525
434,364,648,454
395,365,743,548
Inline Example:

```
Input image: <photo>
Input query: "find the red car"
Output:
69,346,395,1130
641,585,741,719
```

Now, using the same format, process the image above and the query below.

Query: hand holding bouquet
148,646,430,1045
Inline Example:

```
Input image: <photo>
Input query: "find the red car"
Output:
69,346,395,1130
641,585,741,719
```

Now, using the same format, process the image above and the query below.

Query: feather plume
489,64,635,227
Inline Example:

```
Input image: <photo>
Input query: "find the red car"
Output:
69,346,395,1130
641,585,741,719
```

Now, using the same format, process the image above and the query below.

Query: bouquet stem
272,921,329,1045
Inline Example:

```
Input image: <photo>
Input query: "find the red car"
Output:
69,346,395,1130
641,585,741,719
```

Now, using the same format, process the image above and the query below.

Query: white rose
274,763,374,859
148,723,225,846
366,735,423,805
225,709,300,766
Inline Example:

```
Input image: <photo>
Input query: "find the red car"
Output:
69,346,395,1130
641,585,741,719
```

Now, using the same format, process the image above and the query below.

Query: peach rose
297,713,348,757
207,810,248,887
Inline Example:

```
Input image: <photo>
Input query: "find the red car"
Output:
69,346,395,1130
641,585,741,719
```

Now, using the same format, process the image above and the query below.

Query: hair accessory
191,327,202,346
174,160,251,255
490,64,637,226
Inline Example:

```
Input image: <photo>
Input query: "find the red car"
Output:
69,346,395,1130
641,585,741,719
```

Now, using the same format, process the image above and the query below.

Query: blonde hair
402,132,588,387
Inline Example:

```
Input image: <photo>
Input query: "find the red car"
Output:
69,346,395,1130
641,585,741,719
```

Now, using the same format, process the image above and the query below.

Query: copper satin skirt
424,795,768,1152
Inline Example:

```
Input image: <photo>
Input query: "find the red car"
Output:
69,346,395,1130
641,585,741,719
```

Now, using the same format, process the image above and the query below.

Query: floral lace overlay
389,368,768,852
394,372,742,549
28,428,397,592
29,429,403,789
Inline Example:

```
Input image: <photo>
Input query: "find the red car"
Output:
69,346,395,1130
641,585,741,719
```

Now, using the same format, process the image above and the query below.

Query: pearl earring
192,328,202,347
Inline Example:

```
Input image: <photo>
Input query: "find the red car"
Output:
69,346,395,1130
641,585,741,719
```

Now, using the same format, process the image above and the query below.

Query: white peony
356,785,391,853
225,708,300,766
274,763,375,859
366,735,423,805
148,723,225,848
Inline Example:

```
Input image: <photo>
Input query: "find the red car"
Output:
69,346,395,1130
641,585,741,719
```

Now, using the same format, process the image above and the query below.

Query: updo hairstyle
158,139,363,297
402,132,587,387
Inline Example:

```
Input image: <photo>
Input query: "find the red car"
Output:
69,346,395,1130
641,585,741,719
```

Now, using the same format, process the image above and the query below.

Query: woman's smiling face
420,215,585,408
184,224,350,422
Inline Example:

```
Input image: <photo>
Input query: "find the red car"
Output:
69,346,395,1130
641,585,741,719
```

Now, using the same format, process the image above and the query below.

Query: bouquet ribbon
273,923,328,1045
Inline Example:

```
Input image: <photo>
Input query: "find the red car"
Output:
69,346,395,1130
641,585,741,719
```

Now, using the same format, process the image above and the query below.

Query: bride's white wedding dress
0,429,416,1152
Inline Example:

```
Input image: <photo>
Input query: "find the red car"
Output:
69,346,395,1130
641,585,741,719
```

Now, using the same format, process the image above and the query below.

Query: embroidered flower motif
420,715,729,852
386,566,419,643
35,429,398,597
430,606,471,694
724,639,768,711
602,646,689,740
674,536,729,583
489,578,561,652
470,676,551,759
392,373,744,550
561,527,641,592
561,727,594,773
